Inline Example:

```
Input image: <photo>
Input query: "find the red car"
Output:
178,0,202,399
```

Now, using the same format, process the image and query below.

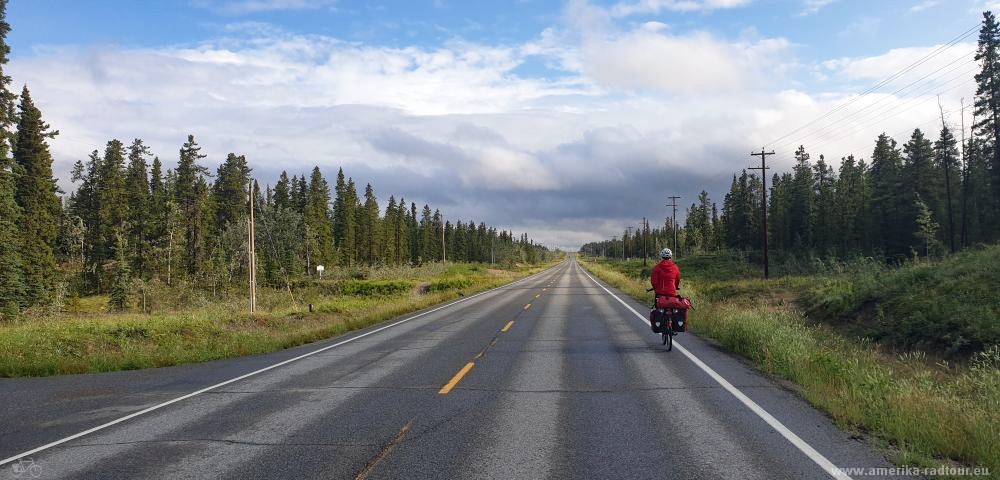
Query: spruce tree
96,139,128,289
125,139,151,277
13,86,60,304
0,0,23,317
834,155,871,254
383,195,398,264
974,10,1000,236
109,232,131,311
768,173,792,252
420,204,434,262
213,153,251,230
789,145,814,249
902,128,940,225
70,150,103,291
934,125,960,253
409,202,419,264
304,166,333,270
397,198,410,265
360,183,380,265
870,133,915,258
293,175,308,214
811,155,836,253
147,156,169,280
273,171,291,211
332,168,347,259
174,135,209,277
343,178,358,265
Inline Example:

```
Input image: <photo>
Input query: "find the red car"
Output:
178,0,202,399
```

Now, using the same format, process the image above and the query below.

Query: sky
5,0,997,250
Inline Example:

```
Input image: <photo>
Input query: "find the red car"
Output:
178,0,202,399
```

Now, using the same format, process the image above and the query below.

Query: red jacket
651,259,681,296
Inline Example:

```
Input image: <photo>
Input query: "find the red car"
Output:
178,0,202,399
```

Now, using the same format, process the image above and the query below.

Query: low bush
338,279,413,297
800,245,1000,357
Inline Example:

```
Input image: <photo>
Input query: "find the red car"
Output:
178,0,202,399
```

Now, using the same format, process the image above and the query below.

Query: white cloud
821,42,976,84
610,0,752,17
581,28,791,94
908,0,939,13
193,0,338,15
838,16,882,38
560,0,791,94
799,0,835,16
971,1,1000,12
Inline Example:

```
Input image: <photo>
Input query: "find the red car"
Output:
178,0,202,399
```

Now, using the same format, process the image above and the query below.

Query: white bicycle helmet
659,248,672,259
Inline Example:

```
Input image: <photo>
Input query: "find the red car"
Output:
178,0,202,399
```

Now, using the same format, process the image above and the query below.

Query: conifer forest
583,12,1000,271
0,2,552,319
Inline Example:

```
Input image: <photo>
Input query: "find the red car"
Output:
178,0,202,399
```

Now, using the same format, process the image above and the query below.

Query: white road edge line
576,264,852,480
0,263,566,468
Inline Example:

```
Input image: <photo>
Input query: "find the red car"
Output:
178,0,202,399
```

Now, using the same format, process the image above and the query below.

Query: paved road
0,260,903,479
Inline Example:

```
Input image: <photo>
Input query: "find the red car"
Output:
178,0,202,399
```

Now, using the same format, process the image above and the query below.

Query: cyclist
650,248,681,298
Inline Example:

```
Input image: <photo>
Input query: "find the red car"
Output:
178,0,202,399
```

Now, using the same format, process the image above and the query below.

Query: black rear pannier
649,309,667,333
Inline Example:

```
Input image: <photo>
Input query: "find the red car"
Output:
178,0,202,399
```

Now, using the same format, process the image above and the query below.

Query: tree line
0,0,551,318
65,139,549,295
583,11,1000,266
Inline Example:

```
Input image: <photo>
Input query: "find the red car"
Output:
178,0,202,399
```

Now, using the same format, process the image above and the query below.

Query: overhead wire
773,51,978,154
789,70,978,158
764,23,980,150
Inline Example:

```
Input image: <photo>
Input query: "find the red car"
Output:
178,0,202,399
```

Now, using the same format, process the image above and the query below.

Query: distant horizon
7,0,987,250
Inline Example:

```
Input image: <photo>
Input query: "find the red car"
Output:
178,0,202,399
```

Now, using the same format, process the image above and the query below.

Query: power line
780,66,978,160
775,51,978,153
807,86,971,159
766,24,979,148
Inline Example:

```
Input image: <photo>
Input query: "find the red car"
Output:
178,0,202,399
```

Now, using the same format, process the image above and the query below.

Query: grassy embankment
0,261,558,377
579,251,999,477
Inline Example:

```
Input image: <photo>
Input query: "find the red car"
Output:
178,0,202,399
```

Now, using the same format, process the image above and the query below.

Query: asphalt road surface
0,260,905,479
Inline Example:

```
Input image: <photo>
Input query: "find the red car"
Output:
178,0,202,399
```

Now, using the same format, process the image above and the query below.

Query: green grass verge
578,256,999,477
799,245,1000,358
0,261,558,377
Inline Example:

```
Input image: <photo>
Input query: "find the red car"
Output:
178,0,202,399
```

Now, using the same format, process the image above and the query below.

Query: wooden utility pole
248,179,257,315
750,149,774,279
667,196,680,254
626,226,634,260
642,217,649,266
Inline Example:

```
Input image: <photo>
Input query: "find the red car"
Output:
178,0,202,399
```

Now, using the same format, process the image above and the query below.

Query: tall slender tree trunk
167,229,173,286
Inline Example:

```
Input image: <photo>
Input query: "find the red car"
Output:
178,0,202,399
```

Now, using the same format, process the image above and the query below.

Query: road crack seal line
61,438,382,448
445,385,723,394
354,419,413,480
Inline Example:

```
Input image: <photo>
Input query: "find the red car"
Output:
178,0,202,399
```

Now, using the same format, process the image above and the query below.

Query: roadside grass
799,245,1000,358
0,261,555,377
578,256,1000,477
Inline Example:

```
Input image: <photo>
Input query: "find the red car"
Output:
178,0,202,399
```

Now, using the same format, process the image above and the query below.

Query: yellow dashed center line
523,303,531,310
534,294,540,299
501,320,515,332
439,362,475,394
